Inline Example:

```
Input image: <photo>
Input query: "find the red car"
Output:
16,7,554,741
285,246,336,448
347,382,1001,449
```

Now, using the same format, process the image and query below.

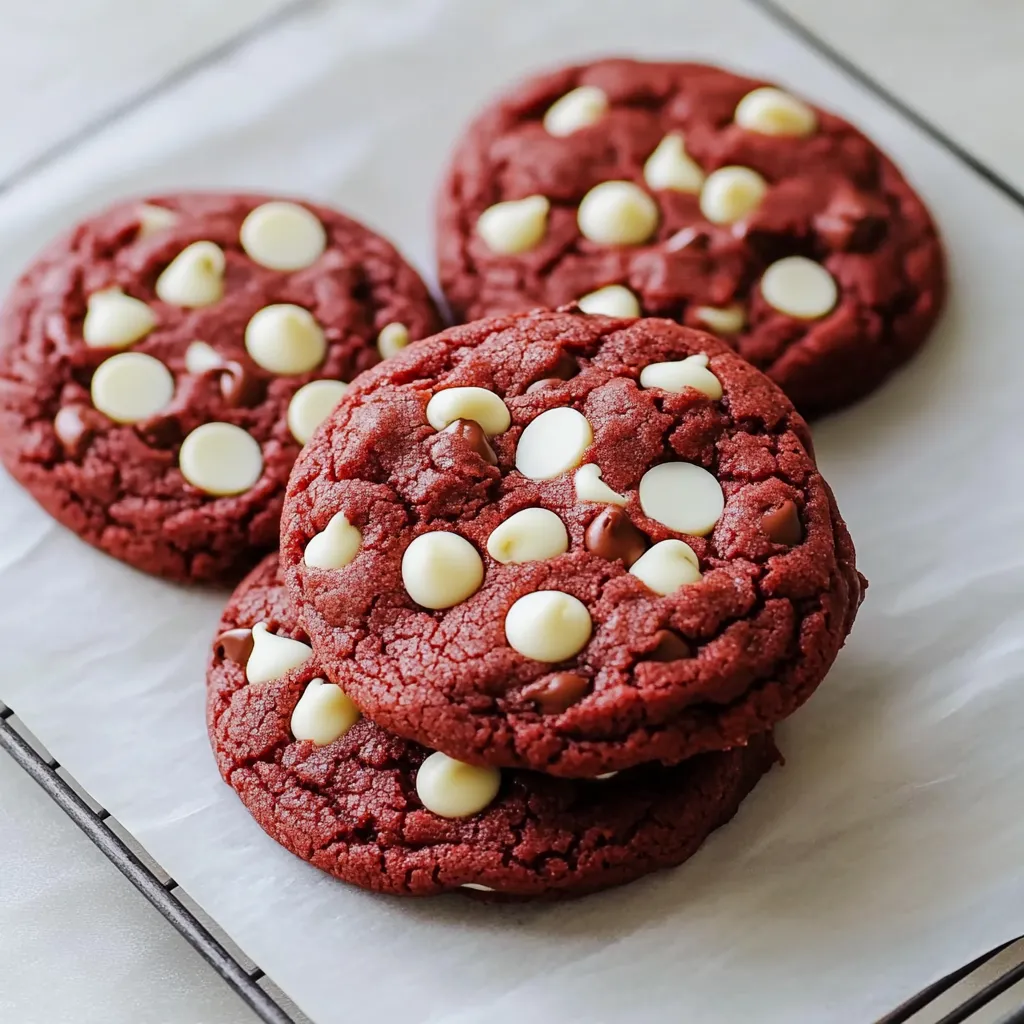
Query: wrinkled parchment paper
2,1,1023,1021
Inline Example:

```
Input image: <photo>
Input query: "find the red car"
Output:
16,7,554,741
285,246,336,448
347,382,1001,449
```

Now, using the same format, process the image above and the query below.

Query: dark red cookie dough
436,59,945,417
281,310,864,776
209,555,777,899
0,192,440,583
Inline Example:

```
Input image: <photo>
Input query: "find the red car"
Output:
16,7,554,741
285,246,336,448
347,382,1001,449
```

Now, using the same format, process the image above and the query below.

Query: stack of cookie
0,59,945,899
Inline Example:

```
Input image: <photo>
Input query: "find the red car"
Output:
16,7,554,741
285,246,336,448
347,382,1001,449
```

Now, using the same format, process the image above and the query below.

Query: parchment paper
3,1,1024,1021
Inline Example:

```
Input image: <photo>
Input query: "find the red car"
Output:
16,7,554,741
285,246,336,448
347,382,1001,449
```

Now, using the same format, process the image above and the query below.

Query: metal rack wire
2,701,1022,1024
0,706,297,1024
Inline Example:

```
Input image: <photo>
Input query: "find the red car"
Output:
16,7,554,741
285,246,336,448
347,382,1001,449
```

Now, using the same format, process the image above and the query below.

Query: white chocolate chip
760,256,838,320
486,508,568,564
629,539,702,595
402,531,484,610
505,590,592,663
699,166,767,225
136,203,179,238
246,622,313,685
377,322,410,359
577,284,640,318
694,304,745,335
426,386,510,436
287,379,348,444
643,133,705,193
290,678,360,746
179,422,263,496
184,340,222,374
543,85,608,136
574,463,627,505
578,181,658,246
735,86,817,137
638,462,724,536
416,751,501,819
515,407,593,481
82,288,156,349
240,201,326,271
245,304,326,375
639,353,722,400
477,195,549,255
595,772,619,780
155,241,225,308
461,883,496,891
304,511,361,569
90,353,174,424
665,226,701,252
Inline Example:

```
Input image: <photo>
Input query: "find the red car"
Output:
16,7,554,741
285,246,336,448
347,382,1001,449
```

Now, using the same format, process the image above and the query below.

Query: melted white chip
82,288,156,349
577,284,640,318
639,354,722,400
574,464,627,505
179,423,263,496
377,322,410,359
543,85,608,136
240,201,326,271
136,204,179,238
638,462,724,536
735,87,817,137
287,379,348,444
402,532,484,609
515,407,593,480
486,508,569,564
155,241,225,308
304,511,361,570
90,353,174,423
643,133,705,193
245,304,326,375
760,257,838,320
578,181,658,246
246,622,313,684
699,167,767,225
629,539,702,595
290,678,360,745
416,752,501,818
477,196,550,254
184,340,222,374
505,591,592,663
426,387,510,436
694,305,745,335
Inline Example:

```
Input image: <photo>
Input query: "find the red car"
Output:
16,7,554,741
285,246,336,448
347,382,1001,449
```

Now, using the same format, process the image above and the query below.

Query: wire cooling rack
3,700,1023,1024
3,2,1024,1021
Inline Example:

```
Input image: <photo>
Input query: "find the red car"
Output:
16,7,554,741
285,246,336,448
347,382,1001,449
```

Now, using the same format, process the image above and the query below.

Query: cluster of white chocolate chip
234,618,498,819
74,201,416,497
290,359,736,823
231,616,499,820
473,82,837,330
300,361,728,691
239,622,362,748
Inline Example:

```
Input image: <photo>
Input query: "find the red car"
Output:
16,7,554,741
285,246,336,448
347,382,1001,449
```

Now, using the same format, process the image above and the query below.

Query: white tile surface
0,748,258,1024
0,0,291,183
776,0,1024,188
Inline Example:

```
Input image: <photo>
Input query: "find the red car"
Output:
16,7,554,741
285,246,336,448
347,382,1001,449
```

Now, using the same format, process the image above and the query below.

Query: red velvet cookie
436,59,945,417
209,554,777,898
281,310,864,777
0,193,440,583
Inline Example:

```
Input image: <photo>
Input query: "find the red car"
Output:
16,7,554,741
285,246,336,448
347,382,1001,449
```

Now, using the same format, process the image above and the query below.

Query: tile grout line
0,0,326,200
744,0,1024,211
